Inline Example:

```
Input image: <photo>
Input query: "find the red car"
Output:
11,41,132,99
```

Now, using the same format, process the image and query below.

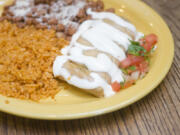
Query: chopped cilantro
120,82,125,88
128,40,147,56
128,66,136,71
121,66,136,75
129,40,140,46
121,68,128,74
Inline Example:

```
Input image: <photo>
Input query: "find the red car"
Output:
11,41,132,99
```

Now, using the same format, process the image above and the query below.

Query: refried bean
0,0,115,40
0,21,69,101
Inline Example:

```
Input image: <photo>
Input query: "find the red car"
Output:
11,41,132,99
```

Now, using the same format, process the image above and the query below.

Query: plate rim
0,0,174,120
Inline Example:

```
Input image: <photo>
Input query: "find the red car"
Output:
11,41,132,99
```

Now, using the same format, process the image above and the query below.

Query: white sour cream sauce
53,9,143,97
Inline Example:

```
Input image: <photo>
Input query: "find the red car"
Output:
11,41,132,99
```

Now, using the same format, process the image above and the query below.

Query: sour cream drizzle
53,10,142,97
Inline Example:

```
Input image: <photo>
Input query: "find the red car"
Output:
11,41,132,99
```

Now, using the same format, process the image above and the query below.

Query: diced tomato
145,34,158,45
124,80,135,89
127,68,136,74
127,55,144,66
111,81,121,92
119,57,132,68
119,55,144,68
119,34,157,75
138,61,149,73
141,34,158,52
141,42,152,52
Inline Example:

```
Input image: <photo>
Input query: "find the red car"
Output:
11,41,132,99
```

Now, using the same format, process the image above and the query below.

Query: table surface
0,0,180,134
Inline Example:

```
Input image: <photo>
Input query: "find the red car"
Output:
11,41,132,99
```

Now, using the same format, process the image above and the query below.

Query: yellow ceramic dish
0,0,174,120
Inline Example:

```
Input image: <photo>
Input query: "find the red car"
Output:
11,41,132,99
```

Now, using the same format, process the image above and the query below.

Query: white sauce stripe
53,10,142,97
87,9,136,33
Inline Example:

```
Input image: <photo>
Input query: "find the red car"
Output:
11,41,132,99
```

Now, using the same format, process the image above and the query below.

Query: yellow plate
0,0,174,120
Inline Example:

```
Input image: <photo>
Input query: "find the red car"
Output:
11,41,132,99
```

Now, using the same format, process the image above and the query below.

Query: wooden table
0,0,179,134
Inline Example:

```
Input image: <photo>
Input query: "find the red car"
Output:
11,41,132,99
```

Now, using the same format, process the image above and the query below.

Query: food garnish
112,34,158,92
